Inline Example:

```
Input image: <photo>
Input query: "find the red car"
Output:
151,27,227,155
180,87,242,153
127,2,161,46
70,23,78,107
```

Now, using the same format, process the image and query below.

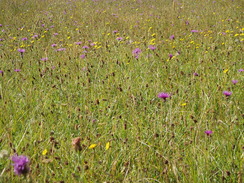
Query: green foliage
0,0,243,182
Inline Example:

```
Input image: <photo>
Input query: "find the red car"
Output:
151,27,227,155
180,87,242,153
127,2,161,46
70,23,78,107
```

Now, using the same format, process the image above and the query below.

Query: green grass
0,0,243,182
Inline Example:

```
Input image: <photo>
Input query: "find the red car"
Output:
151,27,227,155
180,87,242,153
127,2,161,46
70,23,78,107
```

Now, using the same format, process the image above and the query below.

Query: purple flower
21,37,28,41
53,33,58,36
116,37,123,41
11,155,29,176
205,130,213,136
75,41,82,45
238,69,244,72
232,80,238,84
51,44,57,47
223,91,232,96
169,54,173,59
185,21,190,25
0,38,3,41
132,48,142,58
56,48,66,51
194,72,199,76
32,35,38,38
41,57,48,61
148,45,156,50
158,92,171,100
82,46,89,49
113,30,118,33
80,54,86,59
0,70,3,74
191,30,199,33
90,42,95,46
0,24,2,27
17,49,25,53
169,35,175,40
14,69,21,72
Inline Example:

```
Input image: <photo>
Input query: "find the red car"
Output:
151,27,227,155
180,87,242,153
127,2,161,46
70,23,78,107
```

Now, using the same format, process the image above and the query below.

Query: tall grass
0,0,243,182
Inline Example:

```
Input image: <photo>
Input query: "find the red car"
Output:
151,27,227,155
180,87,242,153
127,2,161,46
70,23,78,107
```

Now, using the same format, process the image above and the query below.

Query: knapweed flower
148,45,156,50
82,46,89,49
53,33,58,36
238,69,244,72
21,37,28,41
17,49,25,53
113,30,118,33
14,69,21,72
41,57,48,61
232,80,238,84
116,37,123,41
158,92,171,100
191,30,199,33
205,130,213,136
11,154,30,176
75,41,82,45
223,91,232,96
169,35,175,40
56,48,66,51
90,42,95,46
51,44,57,47
132,48,142,59
0,70,3,74
32,34,38,38
194,72,199,76
80,54,86,59
169,54,173,59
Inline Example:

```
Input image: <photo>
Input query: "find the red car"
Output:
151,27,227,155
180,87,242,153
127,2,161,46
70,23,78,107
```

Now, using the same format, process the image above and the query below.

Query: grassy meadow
0,0,243,182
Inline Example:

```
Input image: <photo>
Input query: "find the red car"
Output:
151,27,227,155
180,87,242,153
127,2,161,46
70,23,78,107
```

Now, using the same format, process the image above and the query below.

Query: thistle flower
21,37,28,41
51,44,57,47
238,69,244,72
193,72,199,76
11,155,30,176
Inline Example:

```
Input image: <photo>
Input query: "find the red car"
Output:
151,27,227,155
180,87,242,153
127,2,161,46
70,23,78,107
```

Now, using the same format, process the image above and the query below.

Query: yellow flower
181,103,187,106
105,142,110,150
42,149,48,156
223,69,228,73
88,144,97,149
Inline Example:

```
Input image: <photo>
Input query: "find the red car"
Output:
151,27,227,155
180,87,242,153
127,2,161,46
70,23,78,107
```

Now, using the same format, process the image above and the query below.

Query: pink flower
223,91,232,96
205,130,213,136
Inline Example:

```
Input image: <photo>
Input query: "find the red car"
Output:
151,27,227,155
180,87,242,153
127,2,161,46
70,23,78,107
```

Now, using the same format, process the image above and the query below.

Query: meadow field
0,0,243,182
